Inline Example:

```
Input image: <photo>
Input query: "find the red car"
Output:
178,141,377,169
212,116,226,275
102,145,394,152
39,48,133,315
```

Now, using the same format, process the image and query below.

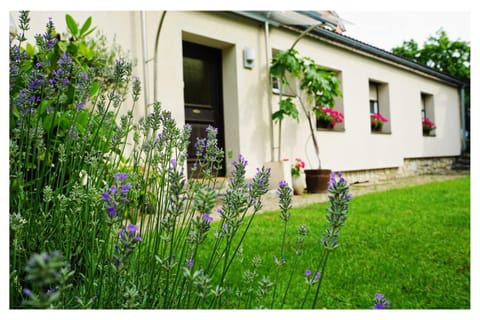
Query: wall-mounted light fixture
243,47,255,69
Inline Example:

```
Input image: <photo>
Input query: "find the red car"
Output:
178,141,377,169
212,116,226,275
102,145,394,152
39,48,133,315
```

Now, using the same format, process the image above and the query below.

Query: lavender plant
11,12,355,310
9,12,137,308
304,172,353,308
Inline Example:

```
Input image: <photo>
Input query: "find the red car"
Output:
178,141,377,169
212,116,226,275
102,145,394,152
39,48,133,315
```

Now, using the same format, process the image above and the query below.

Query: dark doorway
182,41,226,177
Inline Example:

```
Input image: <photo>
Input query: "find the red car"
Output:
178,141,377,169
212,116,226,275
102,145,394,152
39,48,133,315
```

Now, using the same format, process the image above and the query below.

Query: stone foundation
342,157,456,184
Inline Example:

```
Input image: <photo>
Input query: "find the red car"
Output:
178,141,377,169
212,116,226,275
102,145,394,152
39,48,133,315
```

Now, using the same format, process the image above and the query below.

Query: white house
19,11,468,185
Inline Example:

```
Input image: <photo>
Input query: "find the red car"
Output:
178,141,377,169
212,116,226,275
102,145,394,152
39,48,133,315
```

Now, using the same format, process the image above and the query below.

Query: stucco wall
268,26,462,172
17,11,462,178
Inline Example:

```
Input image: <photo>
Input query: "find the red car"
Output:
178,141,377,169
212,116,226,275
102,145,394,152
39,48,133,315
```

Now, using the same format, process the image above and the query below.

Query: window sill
423,134,436,137
316,127,345,132
371,130,391,135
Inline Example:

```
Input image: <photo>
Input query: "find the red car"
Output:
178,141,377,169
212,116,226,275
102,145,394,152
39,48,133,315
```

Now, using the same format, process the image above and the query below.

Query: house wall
19,11,462,179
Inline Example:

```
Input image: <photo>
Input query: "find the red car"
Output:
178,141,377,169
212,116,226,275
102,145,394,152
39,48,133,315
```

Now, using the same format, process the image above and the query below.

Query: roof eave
232,11,466,87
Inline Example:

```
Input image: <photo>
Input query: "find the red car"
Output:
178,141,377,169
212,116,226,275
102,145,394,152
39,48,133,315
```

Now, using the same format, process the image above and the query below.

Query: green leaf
274,98,299,122
79,17,92,37
57,41,68,53
43,112,54,131
65,14,78,37
89,82,100,97
272,110,285,122
37,100,51,115
80,26,97,39
25,43,36,57
78,42,95,60
76,109,89,133
284,99,300,121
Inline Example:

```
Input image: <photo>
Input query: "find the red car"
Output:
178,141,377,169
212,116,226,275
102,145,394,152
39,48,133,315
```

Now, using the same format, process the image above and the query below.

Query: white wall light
243,47,255,69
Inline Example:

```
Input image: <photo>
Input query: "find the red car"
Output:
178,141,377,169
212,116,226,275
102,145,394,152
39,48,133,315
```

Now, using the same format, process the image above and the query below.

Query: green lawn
206,176,470,309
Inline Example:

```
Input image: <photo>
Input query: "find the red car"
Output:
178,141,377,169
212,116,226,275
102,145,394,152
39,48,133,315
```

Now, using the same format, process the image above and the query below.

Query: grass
200,176,470,309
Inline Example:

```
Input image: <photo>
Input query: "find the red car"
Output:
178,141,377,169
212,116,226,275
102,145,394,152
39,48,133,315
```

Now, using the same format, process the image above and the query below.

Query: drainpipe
264,20,276,162
140,11,150,117
153,11,167,103
460,84,466,152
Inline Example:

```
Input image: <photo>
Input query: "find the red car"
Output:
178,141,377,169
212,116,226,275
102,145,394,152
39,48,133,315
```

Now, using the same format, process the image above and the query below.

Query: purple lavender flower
102,173,132,220
170,159,177,169
277,180,292,221
23,288,32,297
372,292,390,309
202,213,213,223
187,259,194,268
305,269,321,285
113,224,142,267
76,100,86,110
115,172,128,181
107,206,117,218
120,182,131,195
127,224,139,237
278,180,289,188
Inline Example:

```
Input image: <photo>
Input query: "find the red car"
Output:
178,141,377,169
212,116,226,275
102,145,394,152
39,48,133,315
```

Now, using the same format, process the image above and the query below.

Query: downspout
264,20,276,161
153,11,167,103
460,84,466,151
140,11,150,117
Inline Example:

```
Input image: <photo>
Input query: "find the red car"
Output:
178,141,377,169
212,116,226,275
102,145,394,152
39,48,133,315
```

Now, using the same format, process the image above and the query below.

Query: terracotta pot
304,169,332,193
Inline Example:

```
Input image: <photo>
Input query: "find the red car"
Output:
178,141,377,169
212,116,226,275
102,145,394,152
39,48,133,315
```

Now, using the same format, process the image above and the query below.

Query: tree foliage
391,29,470,81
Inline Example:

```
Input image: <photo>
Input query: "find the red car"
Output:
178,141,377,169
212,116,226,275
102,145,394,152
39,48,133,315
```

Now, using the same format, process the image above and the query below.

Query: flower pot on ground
305,169,332,193
291,158,305,195
292,174,305,195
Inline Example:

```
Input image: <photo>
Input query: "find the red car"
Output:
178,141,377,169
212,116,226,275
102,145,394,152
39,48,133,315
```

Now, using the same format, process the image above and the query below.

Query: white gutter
460,85,466,151
264,21,276,162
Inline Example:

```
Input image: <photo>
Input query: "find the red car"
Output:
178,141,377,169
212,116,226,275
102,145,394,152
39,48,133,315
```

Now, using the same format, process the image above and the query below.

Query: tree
391,28,470,81
392,29,470,150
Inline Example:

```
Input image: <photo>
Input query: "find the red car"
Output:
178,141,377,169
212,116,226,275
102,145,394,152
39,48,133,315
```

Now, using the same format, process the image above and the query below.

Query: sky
336,11,471,52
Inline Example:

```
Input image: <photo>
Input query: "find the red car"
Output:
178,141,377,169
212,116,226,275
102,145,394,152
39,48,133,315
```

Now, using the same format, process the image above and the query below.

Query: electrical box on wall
243,47,255,69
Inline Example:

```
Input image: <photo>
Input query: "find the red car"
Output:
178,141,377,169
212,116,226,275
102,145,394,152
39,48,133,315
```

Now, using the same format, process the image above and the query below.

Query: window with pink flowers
369,80,391,133
421,92,436,136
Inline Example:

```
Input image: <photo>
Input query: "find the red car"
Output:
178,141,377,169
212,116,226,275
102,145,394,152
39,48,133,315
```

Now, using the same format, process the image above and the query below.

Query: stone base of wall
342,157,456,184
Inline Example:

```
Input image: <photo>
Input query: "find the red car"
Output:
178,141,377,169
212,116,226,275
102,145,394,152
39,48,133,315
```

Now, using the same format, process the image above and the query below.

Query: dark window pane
183,57,212,105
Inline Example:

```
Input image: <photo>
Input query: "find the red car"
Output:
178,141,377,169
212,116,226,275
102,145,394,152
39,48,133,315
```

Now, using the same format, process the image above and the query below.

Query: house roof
233,11,466,87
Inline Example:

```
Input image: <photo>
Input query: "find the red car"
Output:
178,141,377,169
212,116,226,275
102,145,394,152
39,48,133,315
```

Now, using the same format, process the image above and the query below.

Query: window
369,80,391,133
316,70,345,131
271,49,298,97
421,92,435,136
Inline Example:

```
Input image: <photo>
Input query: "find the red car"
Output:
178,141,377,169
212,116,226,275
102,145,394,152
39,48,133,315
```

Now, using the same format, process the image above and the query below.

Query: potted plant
422,117,436,135
371,112,388,132
291,158,305,195
270,40,342,193
314,105,344,129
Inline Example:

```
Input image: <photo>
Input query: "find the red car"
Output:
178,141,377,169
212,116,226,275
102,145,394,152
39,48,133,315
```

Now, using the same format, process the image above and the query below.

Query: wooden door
183,41,225,177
